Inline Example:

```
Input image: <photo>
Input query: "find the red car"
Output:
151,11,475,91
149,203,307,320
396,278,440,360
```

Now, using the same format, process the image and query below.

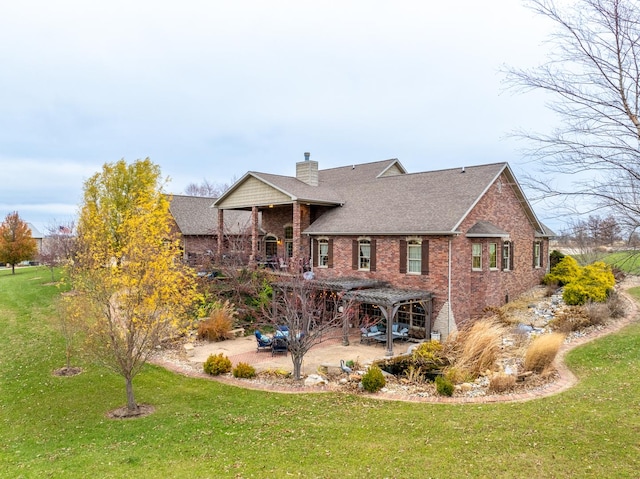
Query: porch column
217,209,224,262
251,206,259,262
292,202,301,269
341,301,349,346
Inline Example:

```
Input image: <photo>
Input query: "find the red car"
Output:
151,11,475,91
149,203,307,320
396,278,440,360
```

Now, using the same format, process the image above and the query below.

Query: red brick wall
312,172,548,326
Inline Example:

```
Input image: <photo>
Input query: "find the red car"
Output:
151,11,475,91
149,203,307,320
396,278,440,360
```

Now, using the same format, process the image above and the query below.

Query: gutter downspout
448,237,452,339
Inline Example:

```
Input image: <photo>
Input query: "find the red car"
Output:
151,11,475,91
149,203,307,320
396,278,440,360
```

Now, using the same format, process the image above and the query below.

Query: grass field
1,267,639,478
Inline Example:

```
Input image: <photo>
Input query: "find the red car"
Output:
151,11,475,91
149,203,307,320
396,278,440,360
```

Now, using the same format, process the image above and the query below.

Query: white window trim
407,238,422,275
503,241,511,271
489,243,498,270
534,241,542,269
472,243,482,271
358,237,371,271
317,237,329,268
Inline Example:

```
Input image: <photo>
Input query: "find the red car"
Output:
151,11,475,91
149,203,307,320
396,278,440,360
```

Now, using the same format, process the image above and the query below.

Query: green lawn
1,267,639,478
602,250,640,274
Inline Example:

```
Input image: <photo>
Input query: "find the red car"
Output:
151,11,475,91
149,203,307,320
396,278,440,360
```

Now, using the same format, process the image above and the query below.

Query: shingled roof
169,195,255,236
214,159,548,237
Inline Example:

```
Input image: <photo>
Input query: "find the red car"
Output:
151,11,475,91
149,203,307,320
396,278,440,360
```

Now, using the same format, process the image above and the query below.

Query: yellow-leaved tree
68,158,197,416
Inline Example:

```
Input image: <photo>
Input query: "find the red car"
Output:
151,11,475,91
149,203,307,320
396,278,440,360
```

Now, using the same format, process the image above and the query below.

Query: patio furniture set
254,327,290,356
360,323,410,345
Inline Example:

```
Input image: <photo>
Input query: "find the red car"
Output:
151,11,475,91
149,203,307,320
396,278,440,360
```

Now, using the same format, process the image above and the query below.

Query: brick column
217,209,224,262
251,206,259,262
292,202,301,268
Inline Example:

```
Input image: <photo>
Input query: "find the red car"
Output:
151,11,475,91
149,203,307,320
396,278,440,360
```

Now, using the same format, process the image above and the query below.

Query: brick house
213,155,553,347
168,195,257,269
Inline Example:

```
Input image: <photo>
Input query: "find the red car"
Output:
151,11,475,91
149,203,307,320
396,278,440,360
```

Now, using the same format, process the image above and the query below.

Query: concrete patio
185,328,415,377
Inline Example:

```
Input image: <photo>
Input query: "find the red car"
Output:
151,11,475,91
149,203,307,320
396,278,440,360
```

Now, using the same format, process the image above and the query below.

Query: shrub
488,373,516,393
361,366,386,393
442,318,506,379
544,256,581,286
524,333,565,373
412,340,445,370
443,366,472,385
606,291,626,318
232,362,256,379
203,353,232,375
582,300,610,326
550,307,591,333
198,299,237,341
435,375,454,396
549,249,565,269
563,262,615,305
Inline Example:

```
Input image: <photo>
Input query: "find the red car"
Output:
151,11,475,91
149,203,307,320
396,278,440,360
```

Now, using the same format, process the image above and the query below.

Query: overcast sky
0,1,559,233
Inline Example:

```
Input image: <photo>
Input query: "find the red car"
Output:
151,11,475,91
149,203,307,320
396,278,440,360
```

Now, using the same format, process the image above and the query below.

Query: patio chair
255,330,272,352
360,325,383,344
392,323,409,341
271,336,288,356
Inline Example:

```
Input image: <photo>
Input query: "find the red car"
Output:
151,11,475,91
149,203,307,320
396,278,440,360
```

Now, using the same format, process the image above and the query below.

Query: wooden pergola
306,278,433,356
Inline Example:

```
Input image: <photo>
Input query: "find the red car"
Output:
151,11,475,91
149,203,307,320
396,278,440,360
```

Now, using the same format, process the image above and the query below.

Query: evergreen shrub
232,362,256,379
203,353,232,375
361,366,386,393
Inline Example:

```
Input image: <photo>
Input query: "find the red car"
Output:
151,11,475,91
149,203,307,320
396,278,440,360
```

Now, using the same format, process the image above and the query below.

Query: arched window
265,235,277,258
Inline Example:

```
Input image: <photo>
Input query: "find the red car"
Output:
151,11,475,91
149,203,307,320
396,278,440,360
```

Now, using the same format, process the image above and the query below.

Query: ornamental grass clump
197,299,237,341
488,372,516,393
524,333,565,373
203,353,232,376
443,318,506,380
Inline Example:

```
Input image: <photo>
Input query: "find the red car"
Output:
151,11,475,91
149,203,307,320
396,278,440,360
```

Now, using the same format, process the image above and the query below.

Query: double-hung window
284,226,293,259
359,239,371,270
318,239,329,267
502,241,511,271
407,240,421,274
489,243,498,270
472,243,482,271
533,241,542,268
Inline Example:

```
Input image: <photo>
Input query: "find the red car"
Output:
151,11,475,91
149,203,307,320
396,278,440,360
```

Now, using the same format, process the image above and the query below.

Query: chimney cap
304,152,310,161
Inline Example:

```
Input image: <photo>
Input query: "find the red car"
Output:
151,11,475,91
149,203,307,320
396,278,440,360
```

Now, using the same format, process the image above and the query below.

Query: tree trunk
292,354,304,380
11,264,15,274
125,376,138,414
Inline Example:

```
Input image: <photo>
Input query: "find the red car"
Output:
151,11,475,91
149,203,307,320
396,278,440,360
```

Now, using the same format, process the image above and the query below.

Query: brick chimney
296,151,318,186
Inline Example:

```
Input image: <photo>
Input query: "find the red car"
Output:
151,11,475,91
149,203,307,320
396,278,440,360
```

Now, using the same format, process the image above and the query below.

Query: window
489,243,498,270
533,241,542,268
317,239,329,267
265,235,277,258
472,243,482,270
359,239,371,270
397,302,426,329
353,238,375,271
284,226,293,259
502,241,511,271
407,240,422,274
400,239,429,275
